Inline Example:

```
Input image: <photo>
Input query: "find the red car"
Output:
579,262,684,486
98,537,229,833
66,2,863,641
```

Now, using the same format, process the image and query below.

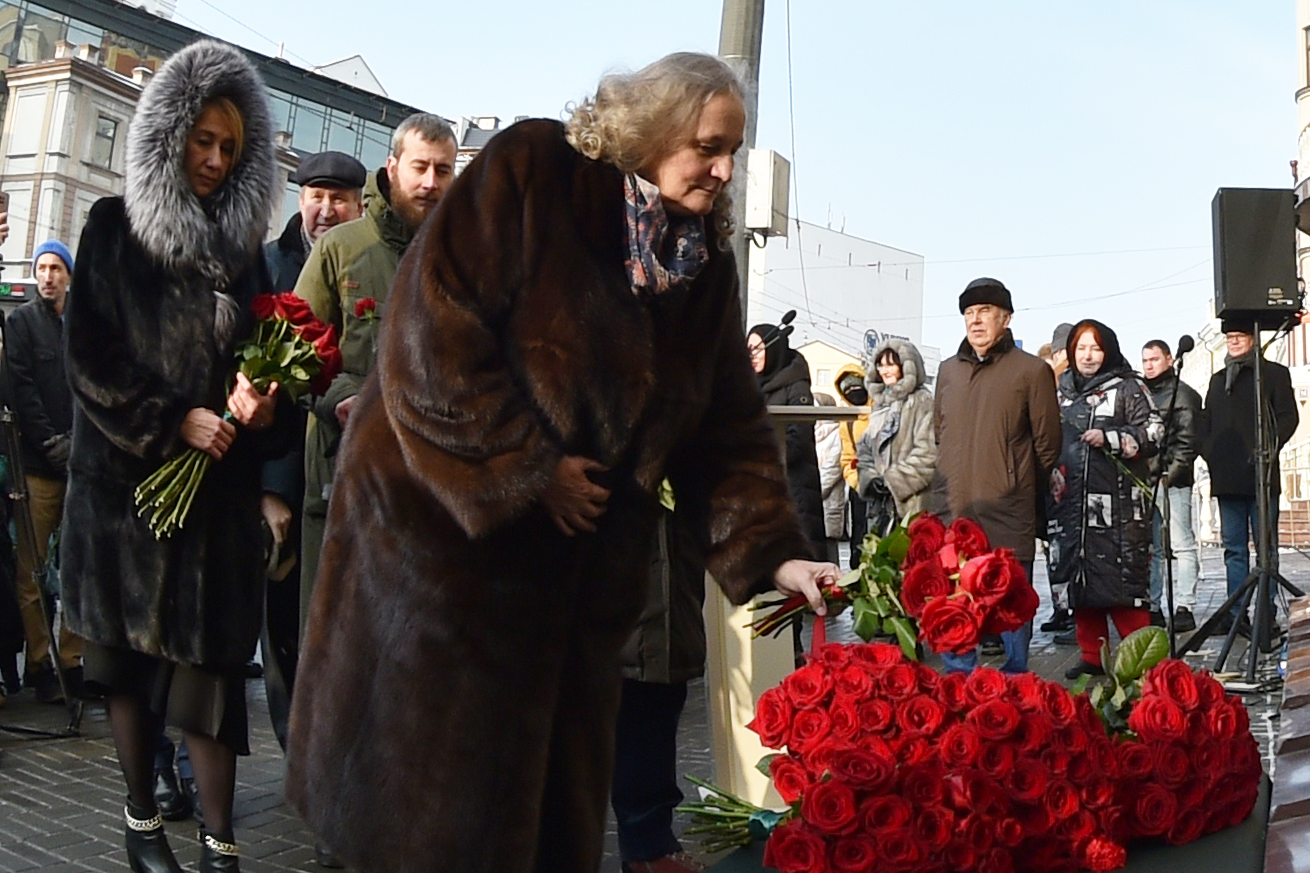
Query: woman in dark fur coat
286,52,838,873
61,40,287,873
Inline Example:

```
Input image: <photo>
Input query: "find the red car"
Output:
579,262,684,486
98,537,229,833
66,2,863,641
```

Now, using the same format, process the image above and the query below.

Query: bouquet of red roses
682,633,1264,873
133,292,342,538
900,513,1039,655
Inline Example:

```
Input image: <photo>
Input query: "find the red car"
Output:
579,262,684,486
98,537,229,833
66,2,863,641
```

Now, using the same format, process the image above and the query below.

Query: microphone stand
1154,344,1190,658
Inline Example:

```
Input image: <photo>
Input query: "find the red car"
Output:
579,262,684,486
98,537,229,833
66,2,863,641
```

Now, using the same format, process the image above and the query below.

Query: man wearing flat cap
1201,318,1298,639
934,278,1062,673
257,151,365,755
265,151,367,292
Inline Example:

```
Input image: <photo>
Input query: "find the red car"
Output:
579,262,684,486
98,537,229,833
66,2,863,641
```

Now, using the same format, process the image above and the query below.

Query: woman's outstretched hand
774,559,841,616
228,372,278,430
542,455,610,536
181,408,236,460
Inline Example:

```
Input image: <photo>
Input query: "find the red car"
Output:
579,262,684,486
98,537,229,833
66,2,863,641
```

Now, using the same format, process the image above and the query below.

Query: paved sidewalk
0,543,1297,872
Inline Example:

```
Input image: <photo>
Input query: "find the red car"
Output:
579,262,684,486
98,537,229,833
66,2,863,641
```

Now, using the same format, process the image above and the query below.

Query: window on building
358,120,390,170
290,100,326,152
0,0,20,69
326,109,358,155
1305,27,1310,88
91,115,116,168
15,3,65,63
268,91,293,136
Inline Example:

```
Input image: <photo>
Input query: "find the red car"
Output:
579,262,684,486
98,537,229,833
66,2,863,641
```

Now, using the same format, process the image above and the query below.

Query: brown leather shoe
622,852,707,873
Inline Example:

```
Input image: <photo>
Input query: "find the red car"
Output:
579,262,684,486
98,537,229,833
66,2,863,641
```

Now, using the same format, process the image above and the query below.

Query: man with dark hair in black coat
3,239,82,704
1201,320,1299,636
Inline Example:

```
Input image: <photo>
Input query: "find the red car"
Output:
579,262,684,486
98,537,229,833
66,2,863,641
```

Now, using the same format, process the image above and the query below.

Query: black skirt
83,641,250,755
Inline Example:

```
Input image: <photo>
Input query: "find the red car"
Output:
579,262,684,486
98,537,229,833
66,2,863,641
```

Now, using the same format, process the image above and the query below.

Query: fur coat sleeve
66,199,193,460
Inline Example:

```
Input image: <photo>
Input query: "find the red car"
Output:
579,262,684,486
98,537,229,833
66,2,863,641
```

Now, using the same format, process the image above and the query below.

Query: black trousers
611,678,689,863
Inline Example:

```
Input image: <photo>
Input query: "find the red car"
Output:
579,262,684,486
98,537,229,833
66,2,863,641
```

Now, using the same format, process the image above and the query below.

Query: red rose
996,817,1024,848
878,663,921,701
958,551,1022,606
827,746,895,792
1195,671,1227,709
830,835,878,873
1054,809,1097,843
1014,802,1050,834
1042,684,1078,728
1044,779,1081,822
1150,741,1190,787
812,643,852,670
1140,659,1201,712
900,560,953,618
272,291,315,325
1229,697,1251,736
964,667,1009,704
938,671,969,712
1039,744,1070,774
906,512,947,551
762,820,828,873
938,542,962,572
896,694,946,737
769,754,812,804
1075,694,1107,736
1087,738,1119,778
799,737,849,778
944,840,977,872
1058,723,1089,754
1176,776,1212,810
960,812,995,853
850,641,904,668
1127,696,1186,742
977,740,1016,780
748,687,793,749
251,293,277,320
789,709,833,753
985,577,1040,635
1066,753,1093,782
801,779,858,836
822,694,858,742
919,596,983,655
860,794,912,831
946,517,991,558
1014,712,1054,754
976,847,1013,873
783,662,836,710
967,699,1022,741
915,806,955,852
876,827,925,870
1080,837,1128,872
353,297,377,319
309,328,342,394
1116,741,1153,781
940,723,983,768
946,771,1003,817
1131,784,1178,837
1165,808,1207,846
898,761,947,807
833,665,875,700
894,735,933,766
294,316,330,344
1005,671,1046,712
856,698,895,736
1079,776,1116,810
1008,759,1051,803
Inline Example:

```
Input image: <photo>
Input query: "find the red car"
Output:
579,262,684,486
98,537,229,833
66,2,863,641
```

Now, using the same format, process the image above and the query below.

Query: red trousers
1073,606,1151,665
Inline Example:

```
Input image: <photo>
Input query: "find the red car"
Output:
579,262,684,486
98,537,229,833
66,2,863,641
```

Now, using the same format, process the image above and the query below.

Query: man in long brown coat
933,277,1062,673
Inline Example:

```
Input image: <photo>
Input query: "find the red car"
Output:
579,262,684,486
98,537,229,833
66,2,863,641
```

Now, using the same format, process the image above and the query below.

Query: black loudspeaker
1212,187,1300,327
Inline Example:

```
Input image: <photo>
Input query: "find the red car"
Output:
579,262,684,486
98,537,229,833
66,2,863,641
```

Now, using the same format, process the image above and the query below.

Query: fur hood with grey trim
125,39,276,290
864,337,927,404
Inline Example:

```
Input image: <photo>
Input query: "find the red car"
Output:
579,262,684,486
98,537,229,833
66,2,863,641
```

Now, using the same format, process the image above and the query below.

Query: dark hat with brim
1051,322,1074,351
959,277,1013,313
1220,317,1256,335
292,151,367,189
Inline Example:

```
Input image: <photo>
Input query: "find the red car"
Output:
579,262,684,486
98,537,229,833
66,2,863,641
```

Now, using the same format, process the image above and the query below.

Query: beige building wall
798,339,861,402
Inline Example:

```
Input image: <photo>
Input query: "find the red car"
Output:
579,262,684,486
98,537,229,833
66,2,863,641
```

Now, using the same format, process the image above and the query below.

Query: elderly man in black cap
265,151,367,291
1201,318,1299,639
933,278,1062,673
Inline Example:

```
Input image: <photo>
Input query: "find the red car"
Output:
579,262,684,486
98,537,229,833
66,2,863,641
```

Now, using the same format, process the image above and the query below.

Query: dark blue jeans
1217,495,1279,615
153,733,193,780
940,561,1035,674
611,679,688,863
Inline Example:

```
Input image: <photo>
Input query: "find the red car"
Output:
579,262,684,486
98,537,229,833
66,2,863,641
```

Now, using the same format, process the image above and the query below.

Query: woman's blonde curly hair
566,52,745,244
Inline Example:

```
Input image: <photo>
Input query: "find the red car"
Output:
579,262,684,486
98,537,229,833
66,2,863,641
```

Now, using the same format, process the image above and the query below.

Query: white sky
174,0,1296,359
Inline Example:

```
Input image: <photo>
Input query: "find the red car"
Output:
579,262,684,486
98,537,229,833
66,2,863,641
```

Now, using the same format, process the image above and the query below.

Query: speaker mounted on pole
1212,187,1300,329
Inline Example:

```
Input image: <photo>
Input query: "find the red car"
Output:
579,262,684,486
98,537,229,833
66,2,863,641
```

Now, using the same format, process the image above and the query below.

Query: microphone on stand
1174,334,1194,371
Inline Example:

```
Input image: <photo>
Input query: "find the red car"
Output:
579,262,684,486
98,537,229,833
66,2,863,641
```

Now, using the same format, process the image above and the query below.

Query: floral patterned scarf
623,172,709,296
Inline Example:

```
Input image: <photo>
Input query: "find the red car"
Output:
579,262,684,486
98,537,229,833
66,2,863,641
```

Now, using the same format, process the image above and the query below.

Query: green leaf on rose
834,568,861,591
1069,673,1092,696
755,754,779,778
1112,626,1169,683
747,809,786,840
852,597,881,642
877,527,911,565
290,364,310,381
887,615,919,661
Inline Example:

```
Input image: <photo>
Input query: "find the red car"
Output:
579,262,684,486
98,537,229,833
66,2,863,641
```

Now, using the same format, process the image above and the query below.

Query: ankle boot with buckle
124,799,184,873
200,831,240,873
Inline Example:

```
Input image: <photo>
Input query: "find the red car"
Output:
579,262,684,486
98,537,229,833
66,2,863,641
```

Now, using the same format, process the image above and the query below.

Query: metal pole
719,0,765,318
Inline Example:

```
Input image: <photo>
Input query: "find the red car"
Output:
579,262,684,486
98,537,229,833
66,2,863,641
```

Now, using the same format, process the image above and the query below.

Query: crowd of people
0,35,1298,873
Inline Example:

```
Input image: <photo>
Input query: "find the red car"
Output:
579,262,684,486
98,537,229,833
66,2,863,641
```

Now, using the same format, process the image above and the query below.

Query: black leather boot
199,831,240,873
124,800,184,873
153,765,191,821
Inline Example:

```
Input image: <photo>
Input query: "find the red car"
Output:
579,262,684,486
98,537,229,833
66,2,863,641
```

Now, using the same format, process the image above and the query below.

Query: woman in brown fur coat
286,52,837,873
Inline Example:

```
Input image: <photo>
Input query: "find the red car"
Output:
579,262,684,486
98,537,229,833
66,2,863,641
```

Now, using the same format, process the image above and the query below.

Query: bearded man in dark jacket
3,239,82,702
1141,339,1202,632
934,278,1062,674
1201,319,1299,635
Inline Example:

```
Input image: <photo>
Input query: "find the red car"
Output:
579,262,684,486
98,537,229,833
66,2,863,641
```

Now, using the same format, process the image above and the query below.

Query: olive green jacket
296,168,414,521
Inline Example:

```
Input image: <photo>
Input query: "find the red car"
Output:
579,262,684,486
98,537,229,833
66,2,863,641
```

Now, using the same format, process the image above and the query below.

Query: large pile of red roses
746,642,1262,873
900,514,1039,655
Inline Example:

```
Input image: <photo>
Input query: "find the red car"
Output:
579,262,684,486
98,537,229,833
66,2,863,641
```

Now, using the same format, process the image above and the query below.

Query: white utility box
744,148,790,237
